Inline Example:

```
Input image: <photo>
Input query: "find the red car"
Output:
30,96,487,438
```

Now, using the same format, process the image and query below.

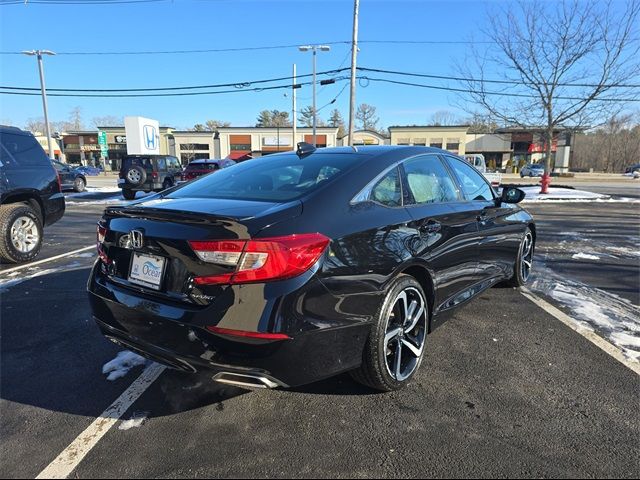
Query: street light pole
22,50,56,159
348,0,360,147
298,45,331,147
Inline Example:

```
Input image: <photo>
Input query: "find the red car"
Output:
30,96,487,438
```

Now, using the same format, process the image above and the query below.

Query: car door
444,155,521,282
51,161,69,188
400,154,480,314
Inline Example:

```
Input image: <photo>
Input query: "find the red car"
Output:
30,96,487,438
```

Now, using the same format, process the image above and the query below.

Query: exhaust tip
212,372,284,389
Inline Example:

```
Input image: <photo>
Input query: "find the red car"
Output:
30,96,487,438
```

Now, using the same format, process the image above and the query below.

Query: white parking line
36,363,166,479
0,245,95,276
520,288,640,376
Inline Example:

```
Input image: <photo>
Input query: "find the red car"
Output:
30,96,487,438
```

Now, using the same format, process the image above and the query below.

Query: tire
350,274,429,392
73,176,86,193
0,204,44,264
506,227,534,287
162,178,173,190
520,173,525,178
124,165,146,186
122,189,137,200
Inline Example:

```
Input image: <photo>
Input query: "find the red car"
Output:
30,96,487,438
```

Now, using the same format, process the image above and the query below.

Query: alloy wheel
10,216,40,253
521,232,534,281
384,287,428,382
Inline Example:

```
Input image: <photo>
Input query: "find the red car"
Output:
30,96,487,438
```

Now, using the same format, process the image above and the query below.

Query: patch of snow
515,186,640,203
73,252,96,259
572,252,601,260
530,264,640,362
119,411,149,430
0,267,61,292
102,351,148,381
64,186,122,198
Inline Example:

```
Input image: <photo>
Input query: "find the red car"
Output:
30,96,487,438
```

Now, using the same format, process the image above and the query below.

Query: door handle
420,221,441,234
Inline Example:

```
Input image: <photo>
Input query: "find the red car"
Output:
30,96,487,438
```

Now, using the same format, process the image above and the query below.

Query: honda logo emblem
143,125,157,151
130,230,144,249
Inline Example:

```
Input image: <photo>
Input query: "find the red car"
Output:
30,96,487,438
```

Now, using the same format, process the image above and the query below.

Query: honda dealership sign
124,116,160,155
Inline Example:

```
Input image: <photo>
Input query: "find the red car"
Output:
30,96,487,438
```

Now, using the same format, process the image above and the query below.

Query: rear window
168,153,362,202
0,131,50,166
122,157,154,170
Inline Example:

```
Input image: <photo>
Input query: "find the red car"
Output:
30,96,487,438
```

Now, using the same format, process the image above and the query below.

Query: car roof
189,159,223,164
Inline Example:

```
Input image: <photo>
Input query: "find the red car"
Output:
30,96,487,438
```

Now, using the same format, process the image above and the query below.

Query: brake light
189,233,330,285
152,171,158,180
55,172,62,192
206,326,291,340
97,224,107,243
97,224,109,263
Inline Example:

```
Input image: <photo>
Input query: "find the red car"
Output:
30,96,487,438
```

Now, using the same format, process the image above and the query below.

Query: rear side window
402,155,459,205
370,167,402,207
0,132,50,166
445,156,494,201
169,153,359,202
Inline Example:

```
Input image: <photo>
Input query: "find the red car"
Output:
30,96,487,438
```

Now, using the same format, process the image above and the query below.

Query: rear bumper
88,263,370,387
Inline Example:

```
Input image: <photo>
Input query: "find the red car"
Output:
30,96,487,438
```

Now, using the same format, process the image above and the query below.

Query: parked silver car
520,163,545,178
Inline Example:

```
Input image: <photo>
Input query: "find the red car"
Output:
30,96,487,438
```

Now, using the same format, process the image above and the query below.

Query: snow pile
65,186,122,198
530,264,640,362
519,186,608,202
119,411,149,430
102,351,147,381
572,252,600,260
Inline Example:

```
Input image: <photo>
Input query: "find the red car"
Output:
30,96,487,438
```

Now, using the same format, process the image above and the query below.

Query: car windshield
168,152,363,202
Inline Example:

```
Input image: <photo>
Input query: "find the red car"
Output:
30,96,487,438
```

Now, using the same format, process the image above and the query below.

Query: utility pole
348,0,360,146
298,45,331,147
292,63,297,149
22,49,56,158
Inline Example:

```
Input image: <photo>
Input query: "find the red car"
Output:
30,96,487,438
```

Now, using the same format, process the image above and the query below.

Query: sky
0,0,633,131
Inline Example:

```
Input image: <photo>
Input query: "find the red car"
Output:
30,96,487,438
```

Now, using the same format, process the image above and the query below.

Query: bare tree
356,103,379,131
69,106,84,130
92,115,123,128
430,110,459,126
25,118,46,134
459,0,640,182
205,119,231,130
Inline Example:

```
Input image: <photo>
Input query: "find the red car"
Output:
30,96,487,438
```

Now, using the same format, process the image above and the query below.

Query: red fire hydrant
540,173,551,194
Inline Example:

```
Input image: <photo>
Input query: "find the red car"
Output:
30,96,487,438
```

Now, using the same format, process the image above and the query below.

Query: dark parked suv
0,126,65,263
119,155,182,200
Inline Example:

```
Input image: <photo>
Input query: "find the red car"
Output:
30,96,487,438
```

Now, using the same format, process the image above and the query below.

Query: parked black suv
119,155,182,200
52,159,87,192
0,126,65,263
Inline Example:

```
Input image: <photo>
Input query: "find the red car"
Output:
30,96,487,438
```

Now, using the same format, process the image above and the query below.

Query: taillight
152,171,158,180
55,172,62,192
97,224,109,263
189,233,330,285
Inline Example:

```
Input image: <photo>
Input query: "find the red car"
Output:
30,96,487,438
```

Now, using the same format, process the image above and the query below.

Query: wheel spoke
404,304,424,333
394,340,403,379
384,327,403,346
396,291,409,322
523,259,532,269
402,337,423,358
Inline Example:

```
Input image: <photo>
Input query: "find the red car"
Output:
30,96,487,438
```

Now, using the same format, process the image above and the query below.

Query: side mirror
500,186,526,204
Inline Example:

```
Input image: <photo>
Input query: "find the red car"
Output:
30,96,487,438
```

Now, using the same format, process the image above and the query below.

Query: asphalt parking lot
1,178,638,478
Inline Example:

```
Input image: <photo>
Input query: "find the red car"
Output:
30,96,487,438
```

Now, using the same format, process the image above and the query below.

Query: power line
0,68,349,92
361,77,640,102
0,0,170,4
0,77,350,98
358,67,640,89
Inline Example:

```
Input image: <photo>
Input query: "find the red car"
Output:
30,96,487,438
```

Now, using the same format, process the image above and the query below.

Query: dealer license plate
129,252,166,290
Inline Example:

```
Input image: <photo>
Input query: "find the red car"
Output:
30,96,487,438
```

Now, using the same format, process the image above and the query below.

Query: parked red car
180,159,236,183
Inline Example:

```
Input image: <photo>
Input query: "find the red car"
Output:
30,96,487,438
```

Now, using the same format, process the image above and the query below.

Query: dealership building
63,126,339,169
59,123,574,173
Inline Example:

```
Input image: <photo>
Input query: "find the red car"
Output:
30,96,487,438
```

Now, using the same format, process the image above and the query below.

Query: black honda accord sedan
88,144,534,391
